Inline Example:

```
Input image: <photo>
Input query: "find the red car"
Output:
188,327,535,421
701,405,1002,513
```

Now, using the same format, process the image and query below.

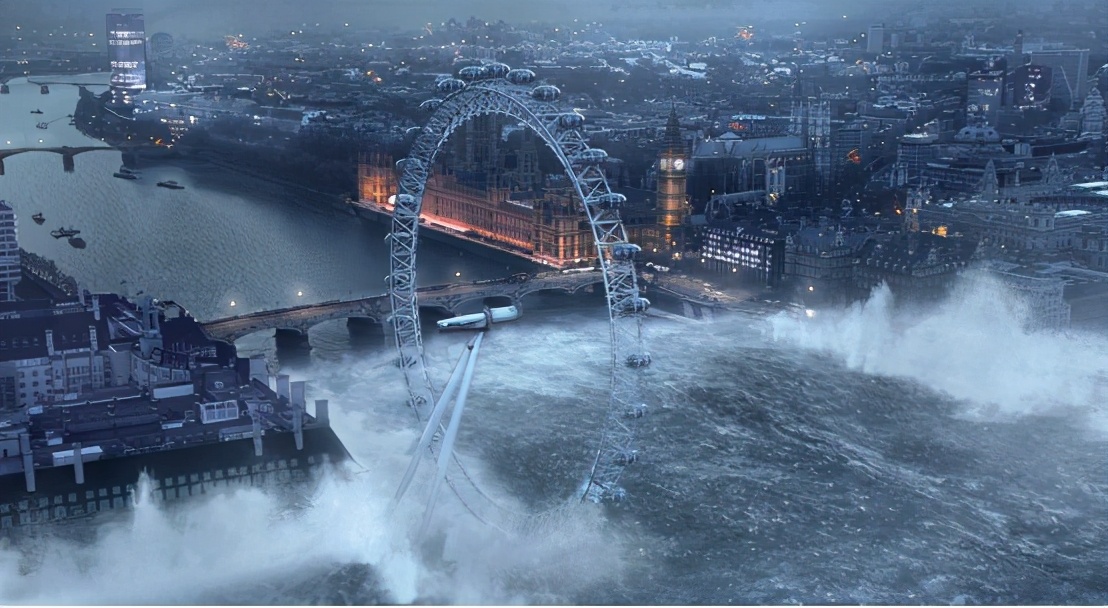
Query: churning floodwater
1,76,1106,605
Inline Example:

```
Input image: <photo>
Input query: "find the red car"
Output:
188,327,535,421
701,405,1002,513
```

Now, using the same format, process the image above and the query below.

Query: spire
663,105,683,154
1044,153,1062,186
980,159,999,201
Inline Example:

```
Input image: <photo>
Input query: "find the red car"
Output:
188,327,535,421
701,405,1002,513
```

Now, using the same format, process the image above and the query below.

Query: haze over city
0,0,1106,604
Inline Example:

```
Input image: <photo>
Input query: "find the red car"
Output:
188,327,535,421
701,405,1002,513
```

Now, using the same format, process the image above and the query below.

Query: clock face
673,158,685,171
659,158,669,171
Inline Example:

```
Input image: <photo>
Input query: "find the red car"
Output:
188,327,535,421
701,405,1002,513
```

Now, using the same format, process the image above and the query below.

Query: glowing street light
297,290,303,297
455,272,461,277
230,300,237,307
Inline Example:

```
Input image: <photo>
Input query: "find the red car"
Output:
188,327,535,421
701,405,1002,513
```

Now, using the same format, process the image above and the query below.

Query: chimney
290,380,305,411
276,374,290,401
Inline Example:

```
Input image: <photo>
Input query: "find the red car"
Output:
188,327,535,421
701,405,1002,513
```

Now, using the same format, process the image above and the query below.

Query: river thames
0,76,1105,605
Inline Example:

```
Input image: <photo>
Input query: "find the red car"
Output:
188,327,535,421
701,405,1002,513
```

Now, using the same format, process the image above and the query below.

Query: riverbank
20,248,78,298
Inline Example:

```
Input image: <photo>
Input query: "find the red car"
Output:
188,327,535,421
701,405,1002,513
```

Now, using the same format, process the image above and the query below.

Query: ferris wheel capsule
457,66,488,81
506,68,536,84
611,242,641,260
573,148,608,163
558,112,585,129
594,192,626,209
436,78,466,94
484,62,511,78
531,84,561,101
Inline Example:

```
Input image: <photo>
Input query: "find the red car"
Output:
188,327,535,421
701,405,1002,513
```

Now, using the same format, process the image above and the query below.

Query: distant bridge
199,270,605,344
0,146,116,174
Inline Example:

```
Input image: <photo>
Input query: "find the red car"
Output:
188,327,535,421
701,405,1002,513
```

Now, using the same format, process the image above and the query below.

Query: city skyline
0,0,1106,604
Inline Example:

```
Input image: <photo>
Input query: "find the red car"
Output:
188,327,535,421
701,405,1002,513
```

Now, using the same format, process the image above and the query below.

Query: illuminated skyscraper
106,10,147,105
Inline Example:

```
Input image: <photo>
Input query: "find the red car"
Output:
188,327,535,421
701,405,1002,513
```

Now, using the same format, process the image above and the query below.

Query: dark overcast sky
1,0,1072,40
1,0,897,38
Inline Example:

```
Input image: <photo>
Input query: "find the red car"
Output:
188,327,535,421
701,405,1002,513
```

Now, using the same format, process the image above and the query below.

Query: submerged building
0,209,346,532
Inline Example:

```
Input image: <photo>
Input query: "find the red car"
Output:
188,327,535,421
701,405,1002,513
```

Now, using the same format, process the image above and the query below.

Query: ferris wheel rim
387,75,650,520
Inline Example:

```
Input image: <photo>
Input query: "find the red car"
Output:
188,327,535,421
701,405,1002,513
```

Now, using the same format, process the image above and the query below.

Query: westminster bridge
198,270,606,344
197,268,783,344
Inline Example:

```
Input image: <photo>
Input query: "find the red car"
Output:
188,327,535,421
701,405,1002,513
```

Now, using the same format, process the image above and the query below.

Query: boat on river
32,213,45,225
50,227,80,239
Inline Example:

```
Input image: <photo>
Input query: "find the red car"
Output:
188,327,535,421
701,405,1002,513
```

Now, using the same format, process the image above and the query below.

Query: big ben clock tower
657,106,688,252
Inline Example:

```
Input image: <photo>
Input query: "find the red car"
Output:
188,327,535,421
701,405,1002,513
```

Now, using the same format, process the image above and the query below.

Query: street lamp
297,290,303,297
230,300,237,307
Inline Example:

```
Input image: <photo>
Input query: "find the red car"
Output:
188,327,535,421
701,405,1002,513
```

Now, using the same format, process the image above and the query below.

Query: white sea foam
0,346,627,605
770,271,1108,428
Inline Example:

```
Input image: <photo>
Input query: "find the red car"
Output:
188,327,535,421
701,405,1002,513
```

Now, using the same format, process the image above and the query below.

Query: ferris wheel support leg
420,332,484,537
391,336,476,509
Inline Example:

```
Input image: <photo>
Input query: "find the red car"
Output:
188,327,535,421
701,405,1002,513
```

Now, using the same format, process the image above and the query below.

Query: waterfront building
0,289,235,411
420,173,536,252
0,201,17,303
783,225,870,301
699,224,785,286
358,152,397,205
357,157,597,267
989,266,1071,330
853,232,976,299
105,10,147,107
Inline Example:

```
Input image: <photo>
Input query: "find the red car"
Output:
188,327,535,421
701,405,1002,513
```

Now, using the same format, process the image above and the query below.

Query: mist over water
2,285,1107,604
0,335,630,605
771,272,1108,429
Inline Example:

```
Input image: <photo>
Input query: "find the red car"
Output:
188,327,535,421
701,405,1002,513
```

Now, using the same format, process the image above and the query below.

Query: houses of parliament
358,111,688,267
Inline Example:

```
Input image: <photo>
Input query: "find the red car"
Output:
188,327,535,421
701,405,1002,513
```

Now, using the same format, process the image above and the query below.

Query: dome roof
954,125,1000,143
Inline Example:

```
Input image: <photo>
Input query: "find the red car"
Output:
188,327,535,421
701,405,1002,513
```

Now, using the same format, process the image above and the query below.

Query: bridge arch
0,146,118,175
388,70,652,515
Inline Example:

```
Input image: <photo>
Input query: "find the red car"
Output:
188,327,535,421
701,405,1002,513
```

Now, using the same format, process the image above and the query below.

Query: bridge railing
202,271,604,327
